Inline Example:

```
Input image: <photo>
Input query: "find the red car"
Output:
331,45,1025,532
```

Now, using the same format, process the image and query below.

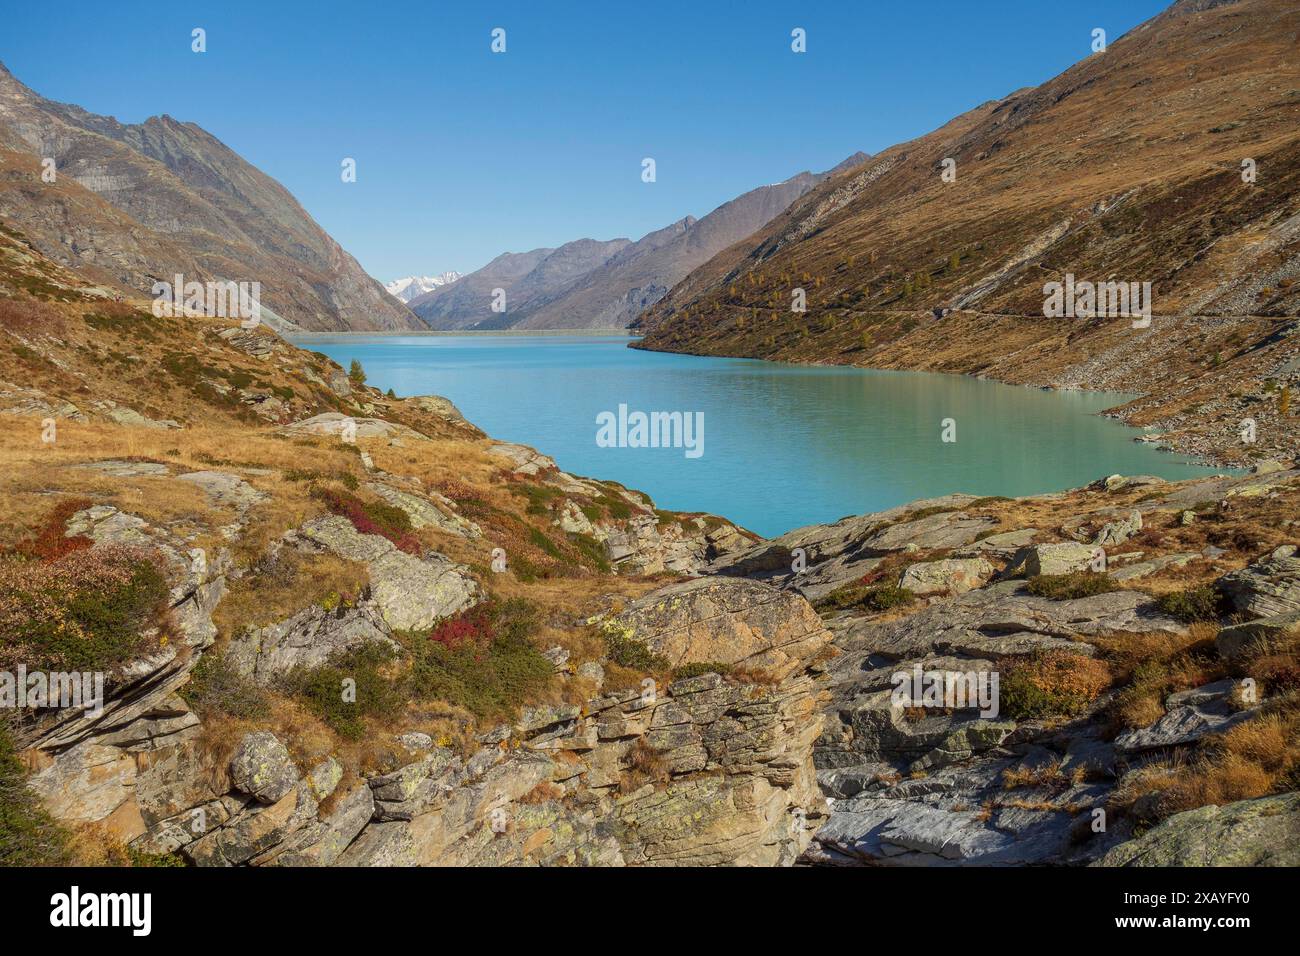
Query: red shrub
313,486,422,555
427,605,494,648
11,498,93,562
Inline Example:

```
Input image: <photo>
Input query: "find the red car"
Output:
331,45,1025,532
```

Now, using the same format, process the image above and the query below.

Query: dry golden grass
212,550,370,638
618,738,669,794
1111,702,1300,828
517,780,566,805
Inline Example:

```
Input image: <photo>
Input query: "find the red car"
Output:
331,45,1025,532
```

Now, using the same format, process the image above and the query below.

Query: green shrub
508,482,564,515
407,600,553,720
0,546,168,672
0,721,70,865
815,583,915,614
603,627,669,671
1025,572,1121,601
283,643,405,740
1155,586,1225,623
568,532,610,573
528,527,564,560
181,651,270,719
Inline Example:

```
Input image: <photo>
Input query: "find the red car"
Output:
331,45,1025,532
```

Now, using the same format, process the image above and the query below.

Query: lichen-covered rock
1097,793,1300,866
364,481,482,538
604,575,830,680
229,732,299,804
228,601,399,684
291,515,481,631
1022,542,1099,576
898,557,994,596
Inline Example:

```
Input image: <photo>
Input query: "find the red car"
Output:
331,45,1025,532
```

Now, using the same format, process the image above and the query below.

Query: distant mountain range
0,61,419,332
408,152,870,331
384,273,462,303
0,56,875,335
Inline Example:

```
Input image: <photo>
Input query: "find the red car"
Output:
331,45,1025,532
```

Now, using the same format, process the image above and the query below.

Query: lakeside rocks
16,467,1299,868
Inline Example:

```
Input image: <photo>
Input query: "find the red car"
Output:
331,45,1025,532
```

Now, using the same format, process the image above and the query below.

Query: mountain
385,272,462,303
409,154,869,330
633,0,1300,466
0,61,419,332
409,239,632,330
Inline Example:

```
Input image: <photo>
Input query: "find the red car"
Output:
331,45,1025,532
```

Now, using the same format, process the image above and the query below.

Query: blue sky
3,0,1170,281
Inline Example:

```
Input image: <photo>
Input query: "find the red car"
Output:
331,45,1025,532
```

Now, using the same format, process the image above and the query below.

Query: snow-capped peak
385,272,462,303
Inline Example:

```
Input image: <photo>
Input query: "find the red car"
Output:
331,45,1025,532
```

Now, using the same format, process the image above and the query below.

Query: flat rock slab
177,470,268,514
281,412,428,443
77,459,169,478
831,581,1182,665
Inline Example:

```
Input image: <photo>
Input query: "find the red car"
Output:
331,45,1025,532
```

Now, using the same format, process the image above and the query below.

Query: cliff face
21,562,829,867
0,61,418,332
633,0,1300,465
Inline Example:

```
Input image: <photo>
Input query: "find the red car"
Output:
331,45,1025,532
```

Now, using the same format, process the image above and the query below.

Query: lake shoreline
296,333,1231,538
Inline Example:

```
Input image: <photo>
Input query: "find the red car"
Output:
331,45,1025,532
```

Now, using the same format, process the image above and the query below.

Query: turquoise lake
291,333,1225,538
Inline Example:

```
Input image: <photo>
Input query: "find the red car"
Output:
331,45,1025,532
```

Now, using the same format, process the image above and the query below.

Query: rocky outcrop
288,515,481,632
708,496,998,600
1096,793,1300,867
603,576,830,680
1217,545,1300,617
21,557,831,866
227,601,399,684
279,412,430,444
364,481,482,539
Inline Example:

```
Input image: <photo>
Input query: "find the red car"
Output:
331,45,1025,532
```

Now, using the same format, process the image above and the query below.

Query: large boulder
229,732,300,804
603,576,831,680
898,557,994,596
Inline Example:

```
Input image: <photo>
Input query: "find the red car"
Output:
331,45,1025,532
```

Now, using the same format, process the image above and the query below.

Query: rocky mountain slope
384,273,462,303
633,0,1300,466
2,223,1296,866
410,155,869,331
0,61,418,332
707,467,1300,865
